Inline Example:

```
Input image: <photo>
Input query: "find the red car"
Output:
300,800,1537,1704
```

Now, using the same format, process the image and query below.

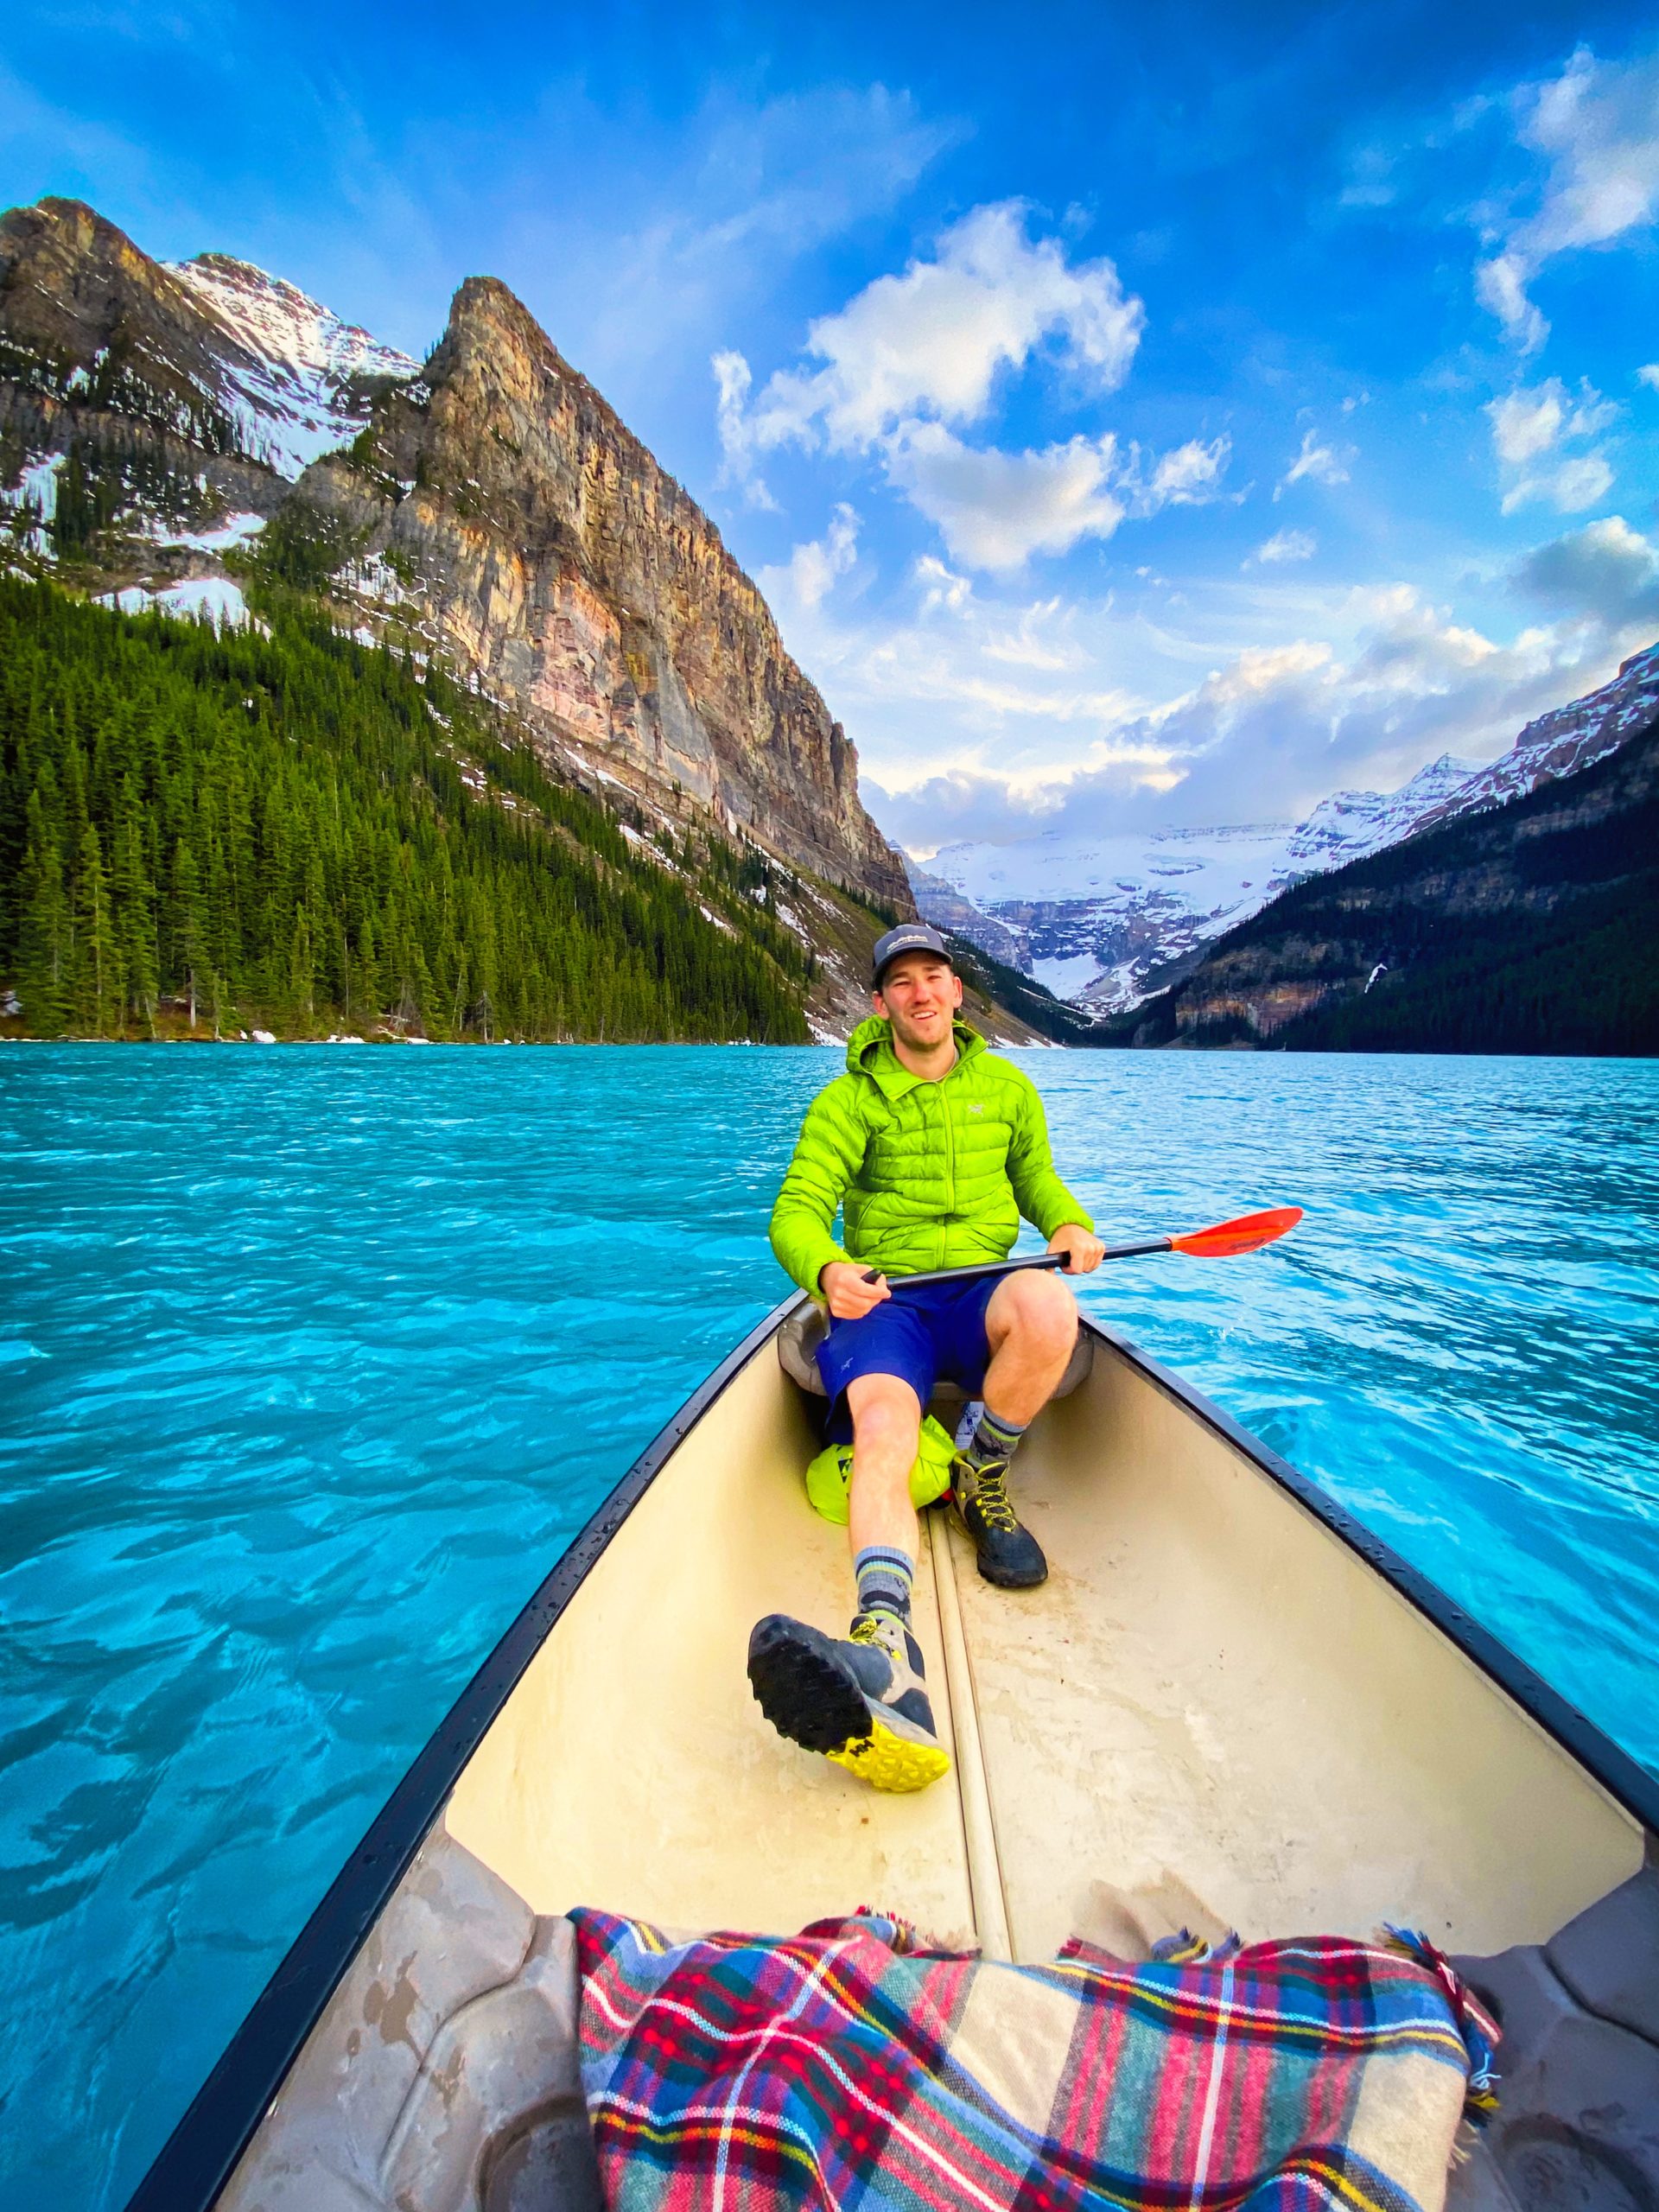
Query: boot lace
969,1460,1018,1532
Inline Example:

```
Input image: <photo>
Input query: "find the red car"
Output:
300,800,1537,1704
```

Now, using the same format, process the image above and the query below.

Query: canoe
127,1296,1659,2212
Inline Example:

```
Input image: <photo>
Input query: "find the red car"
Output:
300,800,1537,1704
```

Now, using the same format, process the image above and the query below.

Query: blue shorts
817,1275,1000,1440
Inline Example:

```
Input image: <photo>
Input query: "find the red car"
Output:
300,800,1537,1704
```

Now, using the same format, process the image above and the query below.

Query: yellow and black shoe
953,1458,1048,1588
747,1610,950,1792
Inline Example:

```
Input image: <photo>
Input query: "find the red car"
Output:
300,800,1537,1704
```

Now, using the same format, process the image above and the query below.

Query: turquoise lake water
2,1043,1657,2209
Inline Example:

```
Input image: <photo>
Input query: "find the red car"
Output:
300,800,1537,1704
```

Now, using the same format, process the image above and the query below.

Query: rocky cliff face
297,276,906,906
0,196,912,929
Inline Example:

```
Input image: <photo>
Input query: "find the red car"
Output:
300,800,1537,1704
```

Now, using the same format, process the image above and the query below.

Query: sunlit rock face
272,273,911,909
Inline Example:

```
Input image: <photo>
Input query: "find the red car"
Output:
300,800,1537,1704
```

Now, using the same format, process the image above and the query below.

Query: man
748,922,1104,1794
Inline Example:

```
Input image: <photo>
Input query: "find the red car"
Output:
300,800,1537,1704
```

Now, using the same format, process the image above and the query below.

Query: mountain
1107,711,1659,1057
910,645,1659,1014
910,754,1477,1012
0,195,964,1037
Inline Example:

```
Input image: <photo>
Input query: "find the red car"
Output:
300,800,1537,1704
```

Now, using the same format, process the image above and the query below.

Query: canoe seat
219,1821,601,2212
775,1295,1094,1402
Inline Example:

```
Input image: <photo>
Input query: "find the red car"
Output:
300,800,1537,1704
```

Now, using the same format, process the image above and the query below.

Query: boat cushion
570,1907,1497,2212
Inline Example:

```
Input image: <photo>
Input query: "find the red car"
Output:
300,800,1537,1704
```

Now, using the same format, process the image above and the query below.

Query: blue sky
4,0,1658,851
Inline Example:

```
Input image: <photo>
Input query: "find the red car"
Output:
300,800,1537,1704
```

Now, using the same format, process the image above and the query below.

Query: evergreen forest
0,576,812,1043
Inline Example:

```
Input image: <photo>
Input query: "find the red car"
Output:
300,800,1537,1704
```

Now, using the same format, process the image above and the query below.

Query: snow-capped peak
1287,753,1478,868
167,253,418,478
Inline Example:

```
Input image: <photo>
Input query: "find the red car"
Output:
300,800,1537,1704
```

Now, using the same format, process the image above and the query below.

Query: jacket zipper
940,1065,957,1269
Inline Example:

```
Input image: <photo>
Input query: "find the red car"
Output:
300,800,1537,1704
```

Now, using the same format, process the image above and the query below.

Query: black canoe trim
1088,1314,1659,1840
125,1296,1659,2212
121,1298,792,2212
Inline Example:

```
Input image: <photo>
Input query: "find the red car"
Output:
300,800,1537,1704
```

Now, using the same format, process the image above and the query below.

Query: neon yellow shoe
747,1610,950,1792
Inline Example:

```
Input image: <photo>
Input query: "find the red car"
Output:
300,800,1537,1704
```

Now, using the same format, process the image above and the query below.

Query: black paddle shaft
861,1236,1173,1289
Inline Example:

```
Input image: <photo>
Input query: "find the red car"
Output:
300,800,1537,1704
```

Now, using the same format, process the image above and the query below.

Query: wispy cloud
1274,427,1352,498
1475,45,1659,352
1486,374,1617,512
1248,528,1317,567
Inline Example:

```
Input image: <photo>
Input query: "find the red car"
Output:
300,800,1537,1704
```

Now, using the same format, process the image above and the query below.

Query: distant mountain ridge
910,643,1659,1013
1109,708,1659,1057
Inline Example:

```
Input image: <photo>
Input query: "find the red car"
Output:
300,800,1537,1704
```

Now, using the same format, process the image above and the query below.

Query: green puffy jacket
769,1015,1092,1293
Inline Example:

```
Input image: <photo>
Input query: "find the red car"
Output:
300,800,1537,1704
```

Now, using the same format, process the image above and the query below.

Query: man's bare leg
956,1271,1078,1587
845,1372,923,1562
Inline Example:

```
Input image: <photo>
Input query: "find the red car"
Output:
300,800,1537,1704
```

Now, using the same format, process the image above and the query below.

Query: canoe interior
162,1309,1659,2212
445,1318,1642,1960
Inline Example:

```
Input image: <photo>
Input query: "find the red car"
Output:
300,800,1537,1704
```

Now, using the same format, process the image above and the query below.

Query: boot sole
747,1618,950,1795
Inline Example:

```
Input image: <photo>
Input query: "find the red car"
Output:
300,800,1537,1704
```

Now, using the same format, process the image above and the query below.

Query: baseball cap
872,922,956,989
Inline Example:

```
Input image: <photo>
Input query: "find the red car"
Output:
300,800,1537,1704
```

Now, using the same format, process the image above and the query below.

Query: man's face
874,955,962,1049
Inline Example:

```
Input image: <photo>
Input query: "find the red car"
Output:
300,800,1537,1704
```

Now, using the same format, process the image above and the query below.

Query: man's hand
820,1261,893,1319
1047,1224,1105,1274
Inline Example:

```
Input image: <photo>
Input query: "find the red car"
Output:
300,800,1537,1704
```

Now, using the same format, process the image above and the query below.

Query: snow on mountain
167,254,418,477
911,755,1481,1013
1411,642,1659,834
911,645,1659,1013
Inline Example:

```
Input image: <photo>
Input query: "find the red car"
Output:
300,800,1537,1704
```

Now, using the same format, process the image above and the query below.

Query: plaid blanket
570,1908,1497,2212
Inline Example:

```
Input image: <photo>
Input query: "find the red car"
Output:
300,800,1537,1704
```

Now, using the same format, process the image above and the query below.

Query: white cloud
733,200,1145,458
1500,454,1615,516
715,202,1231,568
769,504,861,608
1487,375,1617,513
1275,427,1352,497
885,425,1125,569
1512,513,1659,625
711,350,779,510
1475,47,1659,350
1638,363,1659,391
1249,528,1318,567
914,556,974,615
876,424,1232,571
867,586,1641,849
1475,251,1548,354
1486,376,1614,464
1143,436,1231,507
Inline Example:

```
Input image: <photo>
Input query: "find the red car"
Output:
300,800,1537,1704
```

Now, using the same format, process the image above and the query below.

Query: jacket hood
846,1014,986,1098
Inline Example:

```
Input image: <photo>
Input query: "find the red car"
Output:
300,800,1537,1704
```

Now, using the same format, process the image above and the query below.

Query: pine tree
171,837,210,1030
16,787,70,1037
71,819,117,1035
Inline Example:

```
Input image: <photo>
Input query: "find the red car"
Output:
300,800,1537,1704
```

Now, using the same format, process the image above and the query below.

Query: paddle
861,1206,1303,1290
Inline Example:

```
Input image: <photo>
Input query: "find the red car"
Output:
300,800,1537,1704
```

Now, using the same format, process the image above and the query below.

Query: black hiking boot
747,1610,950,1792
953,1458,1048,1588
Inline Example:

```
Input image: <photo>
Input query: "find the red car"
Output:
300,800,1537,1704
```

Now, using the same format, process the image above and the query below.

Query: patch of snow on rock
104,576,254,626
152,511,267,552
168,254,417,478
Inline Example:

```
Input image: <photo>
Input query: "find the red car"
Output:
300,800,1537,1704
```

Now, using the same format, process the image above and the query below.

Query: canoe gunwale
122,1293,1658,2212
120,1298,793,2212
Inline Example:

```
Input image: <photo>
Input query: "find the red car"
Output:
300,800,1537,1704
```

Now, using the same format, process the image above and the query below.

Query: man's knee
989,1273,1078,1363
848,1377,921,1474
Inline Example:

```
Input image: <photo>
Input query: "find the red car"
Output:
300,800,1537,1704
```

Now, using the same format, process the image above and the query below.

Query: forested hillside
0,577,816,1042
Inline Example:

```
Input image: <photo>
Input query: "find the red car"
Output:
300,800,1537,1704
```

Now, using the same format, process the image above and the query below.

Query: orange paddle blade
1169,1205,1303,1258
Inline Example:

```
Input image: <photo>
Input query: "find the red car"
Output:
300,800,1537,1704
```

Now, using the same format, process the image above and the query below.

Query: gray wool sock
963,1404,1027,1471
853,1544,915,1624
